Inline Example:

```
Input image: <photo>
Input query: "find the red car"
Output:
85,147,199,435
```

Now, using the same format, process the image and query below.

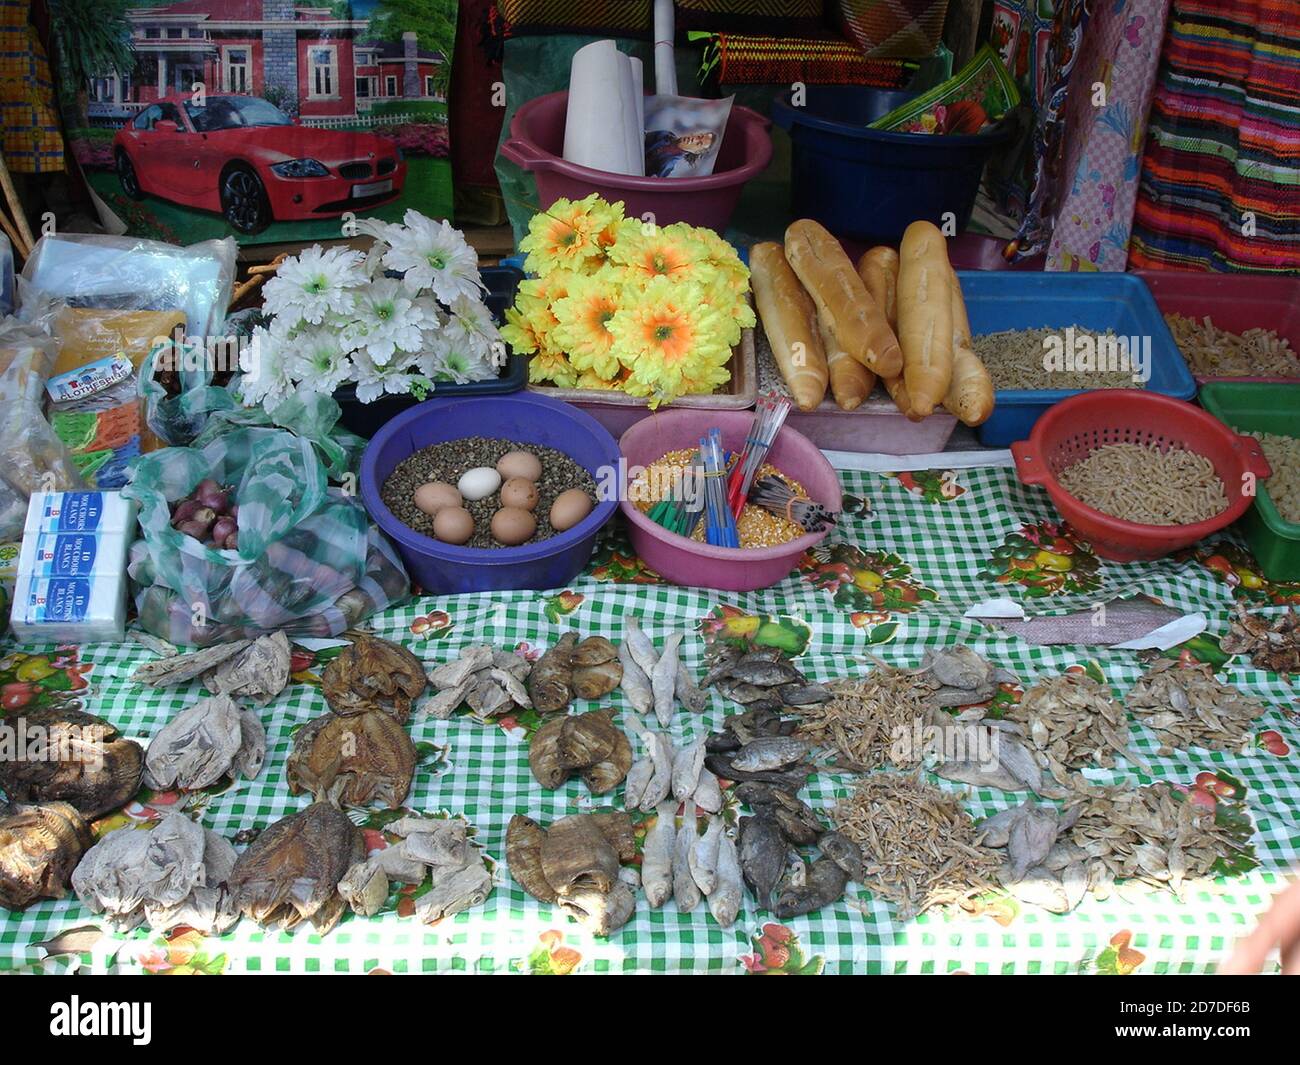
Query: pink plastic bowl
619,410,842,592
500,91,773,232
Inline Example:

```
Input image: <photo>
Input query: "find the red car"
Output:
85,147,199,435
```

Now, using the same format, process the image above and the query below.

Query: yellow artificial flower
520,195,617,276
528,348,579,388
698,270,755,348
552,272,622,379
679,357,732,396
608,218,709,285
682,223,751,296
575,369,621,390
609,277,730,404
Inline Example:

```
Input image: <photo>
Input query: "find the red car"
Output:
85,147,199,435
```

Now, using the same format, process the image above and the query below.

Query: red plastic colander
1011,391,1271,562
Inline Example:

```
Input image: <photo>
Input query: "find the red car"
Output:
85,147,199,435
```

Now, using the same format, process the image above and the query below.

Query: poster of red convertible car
57,0,456,244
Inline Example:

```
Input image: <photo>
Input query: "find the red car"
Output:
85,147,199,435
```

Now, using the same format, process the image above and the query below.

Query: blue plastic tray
962,271,1198,446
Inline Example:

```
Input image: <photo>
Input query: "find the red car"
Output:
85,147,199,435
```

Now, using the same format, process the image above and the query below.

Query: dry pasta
1249,431,1300,524
1165,314,1299,378
1057,442,1228,525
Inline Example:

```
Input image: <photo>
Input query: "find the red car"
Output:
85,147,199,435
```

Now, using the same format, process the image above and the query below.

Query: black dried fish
773,858,848,918
738,814,786,907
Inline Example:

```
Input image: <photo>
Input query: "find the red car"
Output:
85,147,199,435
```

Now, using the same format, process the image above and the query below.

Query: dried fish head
286,711,417,809
0,707,143,819
321,635,427,722
0,802,90,910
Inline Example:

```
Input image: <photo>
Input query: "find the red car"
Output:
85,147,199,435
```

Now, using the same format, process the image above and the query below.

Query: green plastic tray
1199,382,1300,581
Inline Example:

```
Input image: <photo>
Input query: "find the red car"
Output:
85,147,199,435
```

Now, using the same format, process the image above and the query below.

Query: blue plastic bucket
771,86,1013,245
359,392,620,594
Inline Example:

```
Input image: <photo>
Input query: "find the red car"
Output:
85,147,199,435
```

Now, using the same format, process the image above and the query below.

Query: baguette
941,266,995,427
897,220,954,418
881,374,923,422
856,246,900,331
750,242,828,411
784,219,902,377
817,305,874,411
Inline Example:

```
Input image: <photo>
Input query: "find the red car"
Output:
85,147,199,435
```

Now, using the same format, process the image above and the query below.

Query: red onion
223,531,238,551
211,516,237,544
170,498,202,525
195,484,229,513
175,518,209,539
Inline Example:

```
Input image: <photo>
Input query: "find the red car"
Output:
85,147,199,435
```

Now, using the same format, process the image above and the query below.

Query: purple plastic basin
360,393,620,595
500,91,774,232
619,410,842,592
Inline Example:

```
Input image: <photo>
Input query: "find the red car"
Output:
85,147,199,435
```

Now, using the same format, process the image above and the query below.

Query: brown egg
549,488,593,532
499,476,540,511
491,506,536,546
413,481,461,517
496,450,542,483
432,506,474,545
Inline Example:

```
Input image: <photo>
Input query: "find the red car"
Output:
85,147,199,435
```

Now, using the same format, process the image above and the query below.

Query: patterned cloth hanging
1128,0,1300,272
0,0,64,174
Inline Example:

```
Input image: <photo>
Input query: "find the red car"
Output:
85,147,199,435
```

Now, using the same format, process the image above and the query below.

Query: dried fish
693,767,723,814
1221,602,1300,678
338,858,389,917
799,666,937,770
739,814,786,907
540,814,619,895
506,814,556,903
673,802,702,912
625,617,661,677
1127,658,1267,753
131,639,251,687
671,740,705,800
0,707,143,819
572,636,618,668
731,737,808,773
560,879,635,936
676,660,709,713
1007,672,1131,781
204,631,292,706
415,863,493,923
428,645,494,689
528,710,633,794
651,633,682,727
641,803,676,908
558,708,618,766
143,694,265,791
773,857,848,918
572,658,623,701
624,753,654,810
834,773,1001,919
690,815,724,896
818,831,867,883
0,803,90,910
581,731,633,795
617,640,655,717
708,832,743,927
144,828,240,935
640,731,675,812
527,633,577,713
322,635,427,722
287,710,417,808
422,644,533,720
704,752,810,791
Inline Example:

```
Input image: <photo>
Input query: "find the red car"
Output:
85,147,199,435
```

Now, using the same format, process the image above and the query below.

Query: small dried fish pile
1005,672,1131,782
131,632,291,705
704,707,814,793
0,706,144,818
287,709,417,808
143,694,266,791
917,646,1020,708
799,664,937,770
834,773,1001,919
322,635,427,722
506,810,637,935
1221,603,1300,679
423,643,533,719
528,709,633,794
625,727,723,814
72,811,240,934
0,803,90,910
702,643,831,714
622,617,708,724
227,802,365,934
526,633,624,713
1066,782,1250,899
339,815,493,924
1127,659,1268,754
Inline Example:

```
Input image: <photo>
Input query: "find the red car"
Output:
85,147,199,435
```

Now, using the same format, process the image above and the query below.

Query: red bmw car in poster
112,94,407,234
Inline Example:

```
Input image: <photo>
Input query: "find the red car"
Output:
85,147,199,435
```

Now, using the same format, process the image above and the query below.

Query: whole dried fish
1221,602,1300,678
625,617,661,677
689,815,724,895
322,635,427,722
639,731,675,812
540,814,619,895
581,730,633,795
143,694,265,791
739,814,786,907
131,639,251,687
617,640,655,717
671,739,705,800
693,767,723,814
624,754,654,810
572,659,623,701
572,636,618,667
204,631,292,706
773,857,848,918
673,802,702,912
818,831,867,883
506,814,556,903
527,633,577,713
651,633,683,727
528,710,633,794
0,803,90,910
676,660,709,714
704,752,810,791
287,710,417,808
1127,658,1267,753
641,803,675,908
143,828,240,935
709,832,743,927
731,736,808,773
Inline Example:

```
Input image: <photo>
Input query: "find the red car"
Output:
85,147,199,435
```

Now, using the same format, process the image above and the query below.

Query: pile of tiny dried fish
620,617,709,724
529,709,633,794
798,664,937,770
1005,672,1131,782
0,803,90,911
339,814,493,925
834,773,1001,919
527,634,623,713
423,643,533,719
507,810,638,935
143,693,266,791
1127,659,1268,753
702,644,830,712
73,810,240,934
132,631,292,706
1221,603,1300,679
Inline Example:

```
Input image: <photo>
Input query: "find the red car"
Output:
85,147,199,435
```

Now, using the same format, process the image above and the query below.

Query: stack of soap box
10,491,137,643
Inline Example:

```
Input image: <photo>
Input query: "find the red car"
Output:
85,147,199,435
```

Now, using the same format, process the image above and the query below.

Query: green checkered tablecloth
2,463,1297,975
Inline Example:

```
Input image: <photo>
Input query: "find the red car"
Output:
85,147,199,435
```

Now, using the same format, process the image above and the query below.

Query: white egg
457,466,502,502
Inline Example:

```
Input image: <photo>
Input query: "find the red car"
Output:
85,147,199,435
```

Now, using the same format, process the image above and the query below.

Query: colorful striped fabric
695,31,913,87
0,0,64,174
1128,0,1300,272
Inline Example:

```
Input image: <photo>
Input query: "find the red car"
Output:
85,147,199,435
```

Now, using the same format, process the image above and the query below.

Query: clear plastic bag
123,427,409,646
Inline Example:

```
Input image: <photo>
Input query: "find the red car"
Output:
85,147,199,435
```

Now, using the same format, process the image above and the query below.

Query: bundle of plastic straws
748,475,837,533
647,449,706,537
726,392,792,519
700,429,739,547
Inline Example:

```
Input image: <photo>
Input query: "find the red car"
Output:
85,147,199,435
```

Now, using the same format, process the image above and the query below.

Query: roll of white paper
564,40,644,176
653,0,677,96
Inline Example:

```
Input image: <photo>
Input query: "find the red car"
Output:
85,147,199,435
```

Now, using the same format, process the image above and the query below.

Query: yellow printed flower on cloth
610,277,729,404
520,195,618,276
552,271,622,379
608,219,709,285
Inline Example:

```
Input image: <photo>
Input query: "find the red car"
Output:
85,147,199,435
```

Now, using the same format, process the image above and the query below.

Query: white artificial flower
377,210,484,304
284,325,355,394
430,332,496,384
446,293,501,346
238,326,296,410
343,277,435,366
262,244,366,324
351,348,427,404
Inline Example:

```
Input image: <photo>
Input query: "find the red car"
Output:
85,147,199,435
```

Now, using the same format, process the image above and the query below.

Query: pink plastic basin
619,410,842,592
500,91,773,232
